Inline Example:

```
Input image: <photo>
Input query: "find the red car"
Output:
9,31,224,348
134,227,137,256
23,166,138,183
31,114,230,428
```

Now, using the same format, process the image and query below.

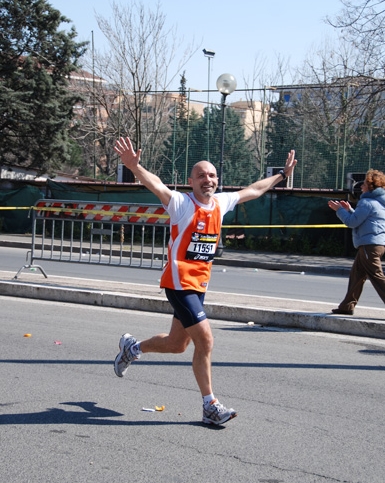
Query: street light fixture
215,73,237,257
203,48,215,57
203,49,215,160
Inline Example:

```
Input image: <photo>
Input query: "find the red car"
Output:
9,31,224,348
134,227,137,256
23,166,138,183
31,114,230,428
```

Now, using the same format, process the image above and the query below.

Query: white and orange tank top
160,191,239,292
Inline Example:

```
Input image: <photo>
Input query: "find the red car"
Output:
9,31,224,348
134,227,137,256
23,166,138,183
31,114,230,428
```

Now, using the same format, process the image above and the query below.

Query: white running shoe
202,399,237,425
114,333,139,377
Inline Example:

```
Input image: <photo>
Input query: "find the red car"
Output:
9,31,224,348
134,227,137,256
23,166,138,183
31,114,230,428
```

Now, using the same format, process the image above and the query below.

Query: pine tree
0,0,87,174
162,72,203,184
208,103,255,187
162,78,254,186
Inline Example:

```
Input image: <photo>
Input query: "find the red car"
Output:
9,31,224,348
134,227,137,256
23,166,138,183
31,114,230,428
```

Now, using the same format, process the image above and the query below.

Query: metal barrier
14,200,170,279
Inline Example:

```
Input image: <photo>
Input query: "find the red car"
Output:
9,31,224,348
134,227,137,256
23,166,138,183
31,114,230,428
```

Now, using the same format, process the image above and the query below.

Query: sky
48,0,344,100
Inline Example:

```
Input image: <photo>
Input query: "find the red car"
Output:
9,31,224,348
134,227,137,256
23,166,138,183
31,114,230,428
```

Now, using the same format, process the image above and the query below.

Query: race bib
185,232,218,261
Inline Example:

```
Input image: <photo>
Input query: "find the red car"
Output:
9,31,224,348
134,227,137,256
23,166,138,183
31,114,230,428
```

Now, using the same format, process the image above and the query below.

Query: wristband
278,169,287,181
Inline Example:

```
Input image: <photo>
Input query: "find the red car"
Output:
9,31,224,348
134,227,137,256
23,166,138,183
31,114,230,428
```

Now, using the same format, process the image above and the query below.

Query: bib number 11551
185,232,218,261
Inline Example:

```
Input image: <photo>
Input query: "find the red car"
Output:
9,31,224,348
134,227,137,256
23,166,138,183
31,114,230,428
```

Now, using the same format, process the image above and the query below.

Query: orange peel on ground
155,405,165,411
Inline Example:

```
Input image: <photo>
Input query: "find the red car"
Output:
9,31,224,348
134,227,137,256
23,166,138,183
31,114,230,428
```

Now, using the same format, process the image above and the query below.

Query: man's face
189,162,218,203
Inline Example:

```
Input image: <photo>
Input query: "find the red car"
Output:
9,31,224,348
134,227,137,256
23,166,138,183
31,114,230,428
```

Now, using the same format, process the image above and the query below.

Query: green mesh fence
134,86,384,189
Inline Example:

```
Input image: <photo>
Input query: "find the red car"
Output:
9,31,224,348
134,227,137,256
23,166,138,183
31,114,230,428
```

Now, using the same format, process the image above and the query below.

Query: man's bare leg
115,317,237,424
185,318,213,396
140,317,213,396
140,316,191,354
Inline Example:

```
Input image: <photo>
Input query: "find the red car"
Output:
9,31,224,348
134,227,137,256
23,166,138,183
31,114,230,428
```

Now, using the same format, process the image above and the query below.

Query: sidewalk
0,233,355,275
1,233,385,340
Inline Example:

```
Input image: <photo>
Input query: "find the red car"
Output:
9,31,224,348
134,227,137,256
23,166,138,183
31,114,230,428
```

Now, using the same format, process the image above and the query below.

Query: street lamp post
215,73,237,256
92,30,96,179
203,49,215,160
185,88,201,184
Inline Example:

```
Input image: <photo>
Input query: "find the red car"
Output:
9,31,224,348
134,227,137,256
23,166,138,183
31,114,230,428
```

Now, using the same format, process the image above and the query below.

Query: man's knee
190,323,214,353
198,334,214,353
168,337,190,354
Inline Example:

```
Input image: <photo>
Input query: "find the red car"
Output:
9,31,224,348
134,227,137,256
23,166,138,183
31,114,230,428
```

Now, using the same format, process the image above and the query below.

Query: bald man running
113,136,297,425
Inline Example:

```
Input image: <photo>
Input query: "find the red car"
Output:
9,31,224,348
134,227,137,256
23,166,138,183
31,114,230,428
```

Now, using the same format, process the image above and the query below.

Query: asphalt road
2,245,383,308
2,296,385,483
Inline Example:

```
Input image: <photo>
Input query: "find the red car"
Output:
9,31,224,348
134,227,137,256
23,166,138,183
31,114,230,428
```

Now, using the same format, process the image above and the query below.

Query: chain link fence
128,84,384,190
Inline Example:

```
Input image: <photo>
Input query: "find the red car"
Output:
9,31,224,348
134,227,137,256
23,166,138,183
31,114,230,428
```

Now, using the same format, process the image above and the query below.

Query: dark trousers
339,245,385,311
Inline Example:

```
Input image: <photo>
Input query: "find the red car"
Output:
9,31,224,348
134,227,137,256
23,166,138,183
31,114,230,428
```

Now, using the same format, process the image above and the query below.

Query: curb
2,280,385,341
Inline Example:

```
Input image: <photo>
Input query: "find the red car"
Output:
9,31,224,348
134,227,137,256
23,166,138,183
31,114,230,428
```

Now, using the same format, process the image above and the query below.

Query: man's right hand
114,136,172,206
114,137,142,171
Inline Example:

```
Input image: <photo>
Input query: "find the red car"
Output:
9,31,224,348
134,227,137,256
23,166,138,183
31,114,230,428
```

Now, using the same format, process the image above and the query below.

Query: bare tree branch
71,0,199,178
327,0,385,77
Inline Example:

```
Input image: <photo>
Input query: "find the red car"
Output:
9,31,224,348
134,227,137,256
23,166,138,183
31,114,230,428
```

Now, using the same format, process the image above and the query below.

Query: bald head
190,161,217,178
188,161,218,204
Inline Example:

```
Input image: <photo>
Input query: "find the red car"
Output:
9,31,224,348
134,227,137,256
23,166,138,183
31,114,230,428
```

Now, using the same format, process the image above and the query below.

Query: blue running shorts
165,288,207,328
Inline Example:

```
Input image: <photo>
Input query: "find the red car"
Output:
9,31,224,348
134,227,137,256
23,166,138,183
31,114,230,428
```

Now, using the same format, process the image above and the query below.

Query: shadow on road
0,400,218,428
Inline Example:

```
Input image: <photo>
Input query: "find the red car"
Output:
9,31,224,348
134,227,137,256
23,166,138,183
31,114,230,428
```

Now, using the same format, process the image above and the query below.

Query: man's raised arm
236,150,297,204
114,137,172,206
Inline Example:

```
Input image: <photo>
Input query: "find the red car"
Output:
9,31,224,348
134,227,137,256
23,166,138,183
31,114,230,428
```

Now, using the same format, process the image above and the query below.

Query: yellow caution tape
0,207,31,210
